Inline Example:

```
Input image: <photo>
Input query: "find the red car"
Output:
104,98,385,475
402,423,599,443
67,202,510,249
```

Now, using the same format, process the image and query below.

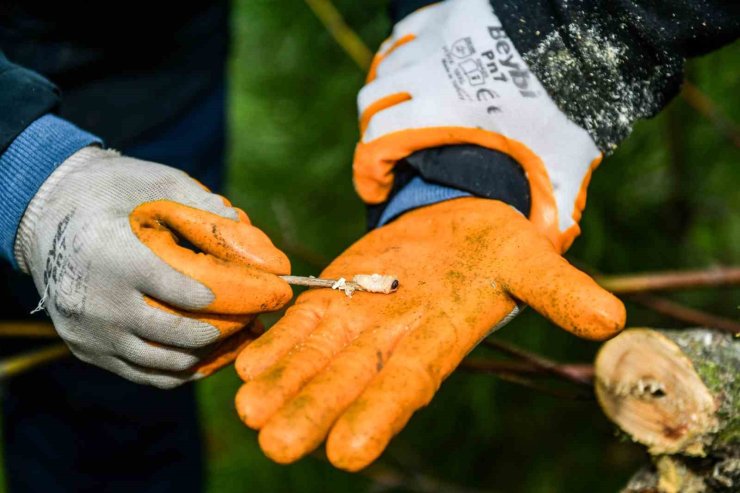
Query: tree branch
303,0,373,70
308,450,490,493
626,293,740,335
681,81,740,148
0,343,69,380
596,266,740,294
461,357,594,381
482,338,595,386
460,358,595,400
0,321,57,338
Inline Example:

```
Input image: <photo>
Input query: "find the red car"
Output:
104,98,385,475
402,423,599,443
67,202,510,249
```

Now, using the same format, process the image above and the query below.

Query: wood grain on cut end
595,328,718,456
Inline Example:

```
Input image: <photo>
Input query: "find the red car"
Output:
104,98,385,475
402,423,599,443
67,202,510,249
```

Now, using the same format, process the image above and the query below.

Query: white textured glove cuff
15,145,109,273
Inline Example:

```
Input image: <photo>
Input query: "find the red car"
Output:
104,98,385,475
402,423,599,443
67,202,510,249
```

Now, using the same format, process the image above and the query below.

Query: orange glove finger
498,228,625,341
130,201,292,314
236,314,361,429
256,310,422,464
235,301,326,381
324,298,514,472
132,201,286,271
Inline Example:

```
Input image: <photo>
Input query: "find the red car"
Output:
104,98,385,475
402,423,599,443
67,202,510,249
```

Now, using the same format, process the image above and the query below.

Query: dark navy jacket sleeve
0,51,100,266
0,50,60,153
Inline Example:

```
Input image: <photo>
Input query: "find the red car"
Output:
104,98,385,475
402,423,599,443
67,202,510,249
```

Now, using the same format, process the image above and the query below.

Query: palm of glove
235,197,624,471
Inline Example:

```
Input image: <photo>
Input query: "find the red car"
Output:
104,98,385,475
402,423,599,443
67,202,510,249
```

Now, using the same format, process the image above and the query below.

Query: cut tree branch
596,328,739,492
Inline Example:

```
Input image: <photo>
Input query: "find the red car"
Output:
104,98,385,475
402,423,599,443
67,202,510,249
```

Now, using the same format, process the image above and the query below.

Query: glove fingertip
245,230,291,275
267,249,291,277
572,292,626,341
326,422,385,472
201,272,292,315
258,424,308,465
234,207,251,224
539,283,626,341
235,347,260,381
260,276,294,311
235,384,251,423
221,219,290,274
505,247,626,341
234,383,270,429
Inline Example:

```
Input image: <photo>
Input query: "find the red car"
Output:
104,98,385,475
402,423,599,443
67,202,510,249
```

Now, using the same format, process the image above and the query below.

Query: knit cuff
0,114,101,267
378,176,472,226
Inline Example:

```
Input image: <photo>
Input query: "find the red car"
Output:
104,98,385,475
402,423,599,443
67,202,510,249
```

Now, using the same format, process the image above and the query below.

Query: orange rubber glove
234,197,624,471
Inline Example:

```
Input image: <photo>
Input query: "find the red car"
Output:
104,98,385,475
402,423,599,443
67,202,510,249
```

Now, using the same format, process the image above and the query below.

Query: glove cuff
368,145,531,228
15,146,113,273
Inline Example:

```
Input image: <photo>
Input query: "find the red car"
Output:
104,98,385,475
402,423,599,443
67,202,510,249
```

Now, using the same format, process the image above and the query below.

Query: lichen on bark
661,329,739,452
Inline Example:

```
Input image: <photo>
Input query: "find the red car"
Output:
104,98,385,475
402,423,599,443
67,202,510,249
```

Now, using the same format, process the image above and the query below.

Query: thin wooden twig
462,363,595,400
307,450,489,493
280,276,341,289
303,0,373,70
627,293,740,335
0,321,58,338
0,343,70,380
681,81,740,148
482,338,595,386
361,462,492,493
581,263,740,334
460,357,596,399
461,358,544,375
596,266,740,294
461,357,595,382
280,274,399,294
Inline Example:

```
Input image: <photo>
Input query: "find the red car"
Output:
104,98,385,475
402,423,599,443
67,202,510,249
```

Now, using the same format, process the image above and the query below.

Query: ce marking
476,88,501,113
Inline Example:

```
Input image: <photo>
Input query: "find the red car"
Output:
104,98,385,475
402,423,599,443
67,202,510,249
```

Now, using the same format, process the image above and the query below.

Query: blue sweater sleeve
378,176,472,226
0,114,101,266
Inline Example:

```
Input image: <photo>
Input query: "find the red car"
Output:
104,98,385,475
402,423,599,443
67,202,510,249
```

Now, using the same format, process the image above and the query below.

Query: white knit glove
354,0,602,251
15,146,292,388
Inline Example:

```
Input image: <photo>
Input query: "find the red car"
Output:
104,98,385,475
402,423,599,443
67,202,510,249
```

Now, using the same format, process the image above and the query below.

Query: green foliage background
197,1,740,492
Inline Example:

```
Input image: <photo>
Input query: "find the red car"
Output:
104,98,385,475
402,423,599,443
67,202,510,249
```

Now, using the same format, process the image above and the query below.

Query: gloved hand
15,146,292,388
354,0,602,251
235,198,625,471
